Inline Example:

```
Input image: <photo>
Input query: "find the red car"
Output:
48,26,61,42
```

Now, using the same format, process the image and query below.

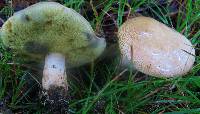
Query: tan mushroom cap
118,16,195,77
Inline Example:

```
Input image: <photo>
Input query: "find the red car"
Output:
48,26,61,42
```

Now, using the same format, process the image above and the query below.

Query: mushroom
118,16,195,77
0,2,106,102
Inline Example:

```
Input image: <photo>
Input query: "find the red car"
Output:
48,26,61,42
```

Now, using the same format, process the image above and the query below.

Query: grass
0,0,200,113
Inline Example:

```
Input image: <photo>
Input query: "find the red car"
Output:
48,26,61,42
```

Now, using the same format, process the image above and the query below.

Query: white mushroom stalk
42,53,67,91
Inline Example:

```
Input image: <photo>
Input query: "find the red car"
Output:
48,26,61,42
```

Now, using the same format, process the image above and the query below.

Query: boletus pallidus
118,16,195,78
0,1,106,106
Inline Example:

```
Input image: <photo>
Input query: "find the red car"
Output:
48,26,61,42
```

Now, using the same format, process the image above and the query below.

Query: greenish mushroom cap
0,2,106,67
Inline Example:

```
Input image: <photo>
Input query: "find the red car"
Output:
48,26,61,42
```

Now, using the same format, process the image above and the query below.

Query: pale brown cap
118,16,195,77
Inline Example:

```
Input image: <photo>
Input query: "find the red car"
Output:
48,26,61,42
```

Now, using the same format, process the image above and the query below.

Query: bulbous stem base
41,53,68,113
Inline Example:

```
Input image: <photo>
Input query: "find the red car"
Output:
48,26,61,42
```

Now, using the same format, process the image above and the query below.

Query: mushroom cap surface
118,16,195,77
1,2,106,67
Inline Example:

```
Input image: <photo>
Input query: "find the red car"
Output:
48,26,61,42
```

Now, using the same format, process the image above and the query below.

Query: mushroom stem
42,53,68,91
